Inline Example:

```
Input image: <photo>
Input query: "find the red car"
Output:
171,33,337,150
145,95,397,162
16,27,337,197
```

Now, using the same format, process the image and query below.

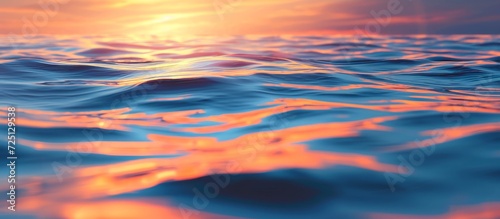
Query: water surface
0,35,499,219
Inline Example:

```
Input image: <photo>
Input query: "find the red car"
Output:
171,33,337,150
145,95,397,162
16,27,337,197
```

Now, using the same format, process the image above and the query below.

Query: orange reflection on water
385,122,500,152
3,108,205,131
61,200,230,219
11,195,231,219
19,113,397,158
0,108,130,130
174,104,332,134
14,116,402,204
50,149,398,199
266,81,497,100
12,140,400,208
18,138,181,156
64,150,396,199
266,97,500,114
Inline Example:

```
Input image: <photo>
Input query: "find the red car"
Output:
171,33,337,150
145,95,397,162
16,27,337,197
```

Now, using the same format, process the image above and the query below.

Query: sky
0,0,499,36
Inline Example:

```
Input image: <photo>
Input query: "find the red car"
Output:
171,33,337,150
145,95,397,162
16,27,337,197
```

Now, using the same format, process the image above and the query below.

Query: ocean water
0,35,499,219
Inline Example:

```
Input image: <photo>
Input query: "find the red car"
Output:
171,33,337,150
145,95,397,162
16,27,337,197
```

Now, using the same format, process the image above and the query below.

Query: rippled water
1,35,500,219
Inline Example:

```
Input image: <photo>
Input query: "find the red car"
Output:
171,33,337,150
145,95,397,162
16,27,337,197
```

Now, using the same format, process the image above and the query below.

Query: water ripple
0,35,499,219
